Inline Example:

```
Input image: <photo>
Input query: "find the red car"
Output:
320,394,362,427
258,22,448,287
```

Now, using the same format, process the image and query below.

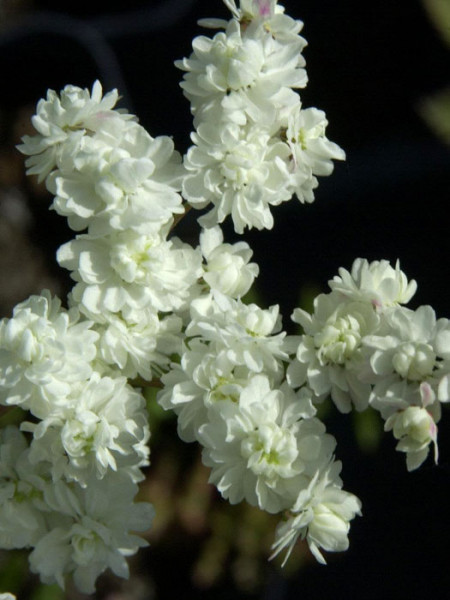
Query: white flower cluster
0,426,153,593
3,46,261,592
0,292,152,592
0,0,447,594
2,81,186,590
159,281,362,563
178,0,345,233
289,258,450,471
17,80,200,381
159,256,450,566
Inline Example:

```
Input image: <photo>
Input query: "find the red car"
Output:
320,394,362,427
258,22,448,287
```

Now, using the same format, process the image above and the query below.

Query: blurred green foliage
419,0,450,144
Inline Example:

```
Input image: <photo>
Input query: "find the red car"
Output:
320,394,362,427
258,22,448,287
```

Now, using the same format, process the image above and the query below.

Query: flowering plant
0,0,448,595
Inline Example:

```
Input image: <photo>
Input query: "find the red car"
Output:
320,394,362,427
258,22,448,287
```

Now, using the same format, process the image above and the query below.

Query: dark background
1,1,449,599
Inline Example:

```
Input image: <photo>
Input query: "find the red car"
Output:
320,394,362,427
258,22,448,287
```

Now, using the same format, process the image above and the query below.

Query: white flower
47,121,185,235
0,291,98,417
222,0,306,47
199,375,333,513
187,292,288,376
177,18,306,127
285,104,346,203
208,0,306,49
29,472,154,594
270,462,361,565
360,305,449,469
57,230,202,316
366,306,440,380
288,293,379,412
363,305,450,412
18,81,131,182
23,373,150,484
329,258,417,309
249,3,308,45
223,0,278,22
200,226,259,297
0,426,48,550
385,405,438,471
178,20,265,111
96,310,182,380
158,337,254,442
183,120,292,233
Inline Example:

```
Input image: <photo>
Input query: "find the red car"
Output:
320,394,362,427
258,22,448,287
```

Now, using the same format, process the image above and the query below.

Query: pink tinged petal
429,419,437,439
420,381,435,407
255,0,272,17
371,298,382,309
429,420,439,464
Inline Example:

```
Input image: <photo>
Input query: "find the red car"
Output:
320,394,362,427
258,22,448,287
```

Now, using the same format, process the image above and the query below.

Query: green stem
130,376,164,389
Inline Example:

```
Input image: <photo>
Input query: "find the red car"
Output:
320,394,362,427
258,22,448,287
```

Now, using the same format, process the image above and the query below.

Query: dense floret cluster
0,0,447,595
178,1,344,233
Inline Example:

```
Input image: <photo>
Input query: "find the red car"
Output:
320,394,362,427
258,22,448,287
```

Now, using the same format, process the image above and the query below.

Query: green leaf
352,407,383,454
